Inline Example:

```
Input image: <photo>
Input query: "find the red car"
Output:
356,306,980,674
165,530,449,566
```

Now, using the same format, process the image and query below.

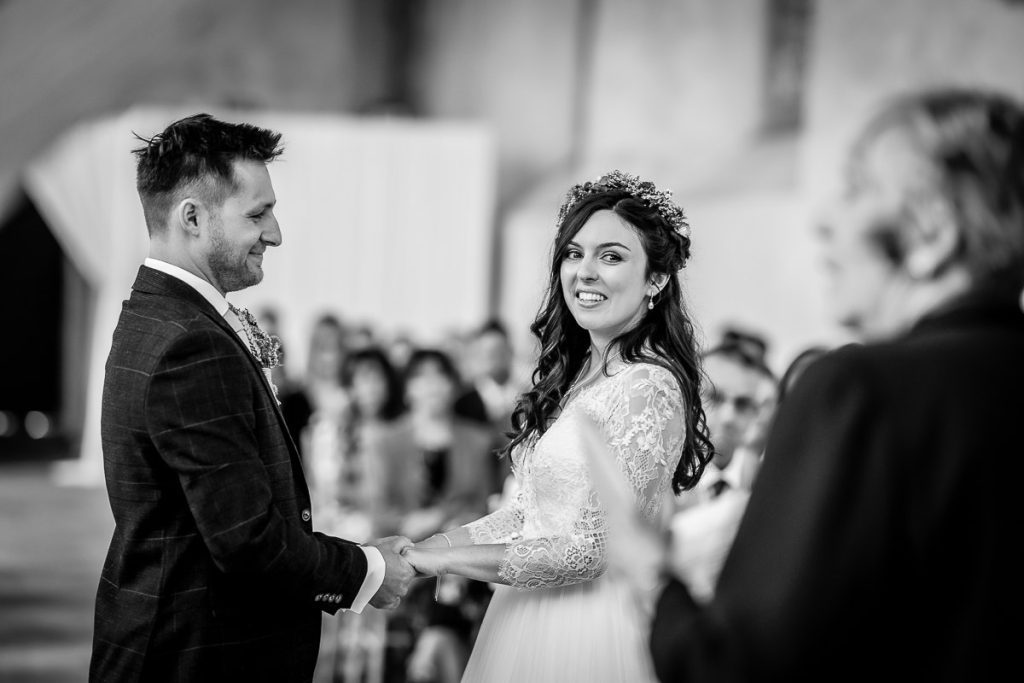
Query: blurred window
763,0,814,134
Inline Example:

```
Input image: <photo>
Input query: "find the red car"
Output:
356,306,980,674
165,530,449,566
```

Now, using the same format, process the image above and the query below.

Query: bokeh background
1,1,1022,681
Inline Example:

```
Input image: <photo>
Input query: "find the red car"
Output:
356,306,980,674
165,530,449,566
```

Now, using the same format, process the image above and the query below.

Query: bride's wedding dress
460,363,685,683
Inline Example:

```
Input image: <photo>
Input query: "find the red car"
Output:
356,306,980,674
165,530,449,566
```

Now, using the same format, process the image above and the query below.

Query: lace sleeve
600,365,686,522
498,365,686,590
463,486,526,544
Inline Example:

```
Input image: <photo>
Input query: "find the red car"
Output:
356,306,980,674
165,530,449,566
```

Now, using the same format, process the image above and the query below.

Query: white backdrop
24,106,496,484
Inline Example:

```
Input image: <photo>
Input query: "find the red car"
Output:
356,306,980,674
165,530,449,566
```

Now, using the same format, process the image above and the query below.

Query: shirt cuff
347,545,385,613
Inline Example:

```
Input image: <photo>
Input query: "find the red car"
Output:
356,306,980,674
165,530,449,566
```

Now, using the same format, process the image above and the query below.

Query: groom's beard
208,222,263,294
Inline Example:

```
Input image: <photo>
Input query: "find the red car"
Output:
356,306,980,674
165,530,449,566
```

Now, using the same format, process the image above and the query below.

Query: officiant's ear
174,197,205,238
901,193,959,280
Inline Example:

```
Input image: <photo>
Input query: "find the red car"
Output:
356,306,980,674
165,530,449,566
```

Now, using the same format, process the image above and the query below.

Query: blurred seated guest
310,346,408,540
713,326,777,482
750,370,778,444
667,487,749,604
375,348,496,683
279,312,348,460
255,305,292,395
668,335,777,602
403,571,486,683
671,341,817,605
453,318,524,495
453,320,517,427
376,348,494,540
731,354,779,481
342,346,406,442
386,331,416,375
312,346,406,683
719,325,770,366
346,322,377,352
677,335,777,511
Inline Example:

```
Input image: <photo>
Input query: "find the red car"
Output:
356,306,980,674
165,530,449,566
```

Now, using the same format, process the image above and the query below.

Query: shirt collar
143,258,231,316
702,456,744,491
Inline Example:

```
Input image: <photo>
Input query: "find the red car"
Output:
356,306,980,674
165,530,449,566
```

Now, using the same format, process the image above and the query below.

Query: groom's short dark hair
132,113,283,234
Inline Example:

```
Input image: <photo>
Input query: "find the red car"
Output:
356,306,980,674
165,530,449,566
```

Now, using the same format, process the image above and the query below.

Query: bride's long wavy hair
500,190,714,493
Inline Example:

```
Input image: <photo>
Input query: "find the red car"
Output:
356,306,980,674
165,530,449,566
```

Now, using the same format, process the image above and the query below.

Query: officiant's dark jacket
90,266,368,683
650,288,1021,682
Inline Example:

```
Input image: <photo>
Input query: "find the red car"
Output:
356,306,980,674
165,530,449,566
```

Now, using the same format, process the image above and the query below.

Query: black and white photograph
1,1,1021,681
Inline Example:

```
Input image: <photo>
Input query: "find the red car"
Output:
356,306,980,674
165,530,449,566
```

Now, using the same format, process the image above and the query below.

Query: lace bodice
464,363,685,590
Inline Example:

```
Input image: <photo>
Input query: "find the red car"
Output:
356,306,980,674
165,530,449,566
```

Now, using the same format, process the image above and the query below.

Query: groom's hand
367,535,416,610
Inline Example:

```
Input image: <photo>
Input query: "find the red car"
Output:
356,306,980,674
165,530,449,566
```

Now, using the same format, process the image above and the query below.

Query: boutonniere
231,305,283,403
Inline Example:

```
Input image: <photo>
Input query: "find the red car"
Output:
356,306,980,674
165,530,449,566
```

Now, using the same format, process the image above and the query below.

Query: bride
402,171,713,682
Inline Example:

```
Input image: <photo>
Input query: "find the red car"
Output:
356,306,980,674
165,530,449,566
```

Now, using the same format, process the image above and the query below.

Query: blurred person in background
374,348,496,683
453,318,524,499
256,305,293,396
677,333,777,510
386,331,416,375
376,348,494,539
91,113,414,683
346,322,377,352
280,312,348,462
315,345,407,539
313,346,407,683
400,171,713,682
668,333,778,602
597,88,1024,682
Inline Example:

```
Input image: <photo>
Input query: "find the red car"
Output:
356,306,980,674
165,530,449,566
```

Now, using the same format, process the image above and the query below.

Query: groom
89,113,415,682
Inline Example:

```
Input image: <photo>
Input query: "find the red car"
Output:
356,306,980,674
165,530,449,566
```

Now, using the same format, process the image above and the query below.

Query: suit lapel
131,266,302,459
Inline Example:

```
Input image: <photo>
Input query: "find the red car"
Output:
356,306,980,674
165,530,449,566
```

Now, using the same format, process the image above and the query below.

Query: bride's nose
576,257,598,282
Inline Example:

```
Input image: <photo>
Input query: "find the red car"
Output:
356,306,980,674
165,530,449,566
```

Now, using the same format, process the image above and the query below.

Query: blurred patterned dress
460,363,685,683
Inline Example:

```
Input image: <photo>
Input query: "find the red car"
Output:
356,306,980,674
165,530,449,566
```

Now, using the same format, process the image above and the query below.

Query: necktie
224,306,249,348
710,478,730,499
225,304,282,403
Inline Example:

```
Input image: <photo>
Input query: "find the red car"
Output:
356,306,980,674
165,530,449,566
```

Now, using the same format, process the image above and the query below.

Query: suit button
301,509,311,522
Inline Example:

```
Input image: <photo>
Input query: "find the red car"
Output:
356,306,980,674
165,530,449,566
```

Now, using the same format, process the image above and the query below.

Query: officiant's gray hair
131,113,283,234
848,88,1024,297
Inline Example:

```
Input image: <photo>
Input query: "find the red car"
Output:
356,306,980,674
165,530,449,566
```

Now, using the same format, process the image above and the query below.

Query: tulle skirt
461,575,658,683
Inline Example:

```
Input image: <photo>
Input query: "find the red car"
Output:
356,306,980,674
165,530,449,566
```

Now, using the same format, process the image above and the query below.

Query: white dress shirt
143,258,385,612
696,451,749,500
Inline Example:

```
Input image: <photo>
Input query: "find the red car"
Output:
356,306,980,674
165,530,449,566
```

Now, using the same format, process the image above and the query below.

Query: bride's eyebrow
566,240,631,250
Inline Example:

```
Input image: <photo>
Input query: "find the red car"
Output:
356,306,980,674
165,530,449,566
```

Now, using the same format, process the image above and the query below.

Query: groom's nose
262,214,282,247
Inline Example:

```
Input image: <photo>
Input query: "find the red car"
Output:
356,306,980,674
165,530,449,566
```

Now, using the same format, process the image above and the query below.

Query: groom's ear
174,197,205,238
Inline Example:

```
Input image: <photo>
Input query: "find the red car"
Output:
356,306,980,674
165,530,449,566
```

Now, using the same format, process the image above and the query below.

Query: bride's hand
400,546,447,578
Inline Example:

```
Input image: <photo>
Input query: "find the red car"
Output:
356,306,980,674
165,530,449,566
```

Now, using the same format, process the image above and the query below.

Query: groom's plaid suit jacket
90,266,367,683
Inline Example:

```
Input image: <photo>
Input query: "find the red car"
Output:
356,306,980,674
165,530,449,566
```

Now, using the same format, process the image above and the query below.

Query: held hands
367,535,416,610
400,537,450,578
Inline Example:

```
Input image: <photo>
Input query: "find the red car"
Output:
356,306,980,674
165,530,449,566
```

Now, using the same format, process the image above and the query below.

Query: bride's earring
648,287,658,310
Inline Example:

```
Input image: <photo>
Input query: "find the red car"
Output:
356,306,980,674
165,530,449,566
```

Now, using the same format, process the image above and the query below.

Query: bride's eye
601,251,623,263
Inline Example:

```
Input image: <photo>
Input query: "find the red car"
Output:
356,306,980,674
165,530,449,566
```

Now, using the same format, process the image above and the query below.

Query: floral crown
556,170,690,239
